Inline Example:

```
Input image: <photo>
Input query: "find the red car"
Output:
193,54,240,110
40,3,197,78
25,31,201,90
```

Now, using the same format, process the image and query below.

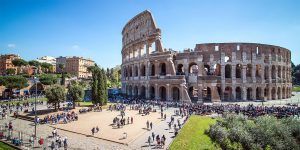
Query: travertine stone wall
121,10,292,103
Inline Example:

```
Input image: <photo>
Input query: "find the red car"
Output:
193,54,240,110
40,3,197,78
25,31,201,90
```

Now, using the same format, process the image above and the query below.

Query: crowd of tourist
37,111,78,124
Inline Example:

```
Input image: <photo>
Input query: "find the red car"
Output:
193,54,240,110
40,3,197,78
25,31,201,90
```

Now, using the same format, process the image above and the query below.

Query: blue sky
1,0,300,68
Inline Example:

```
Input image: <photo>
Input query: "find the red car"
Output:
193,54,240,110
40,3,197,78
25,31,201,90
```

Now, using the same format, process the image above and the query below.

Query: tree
28,60,41,67
87,65,107,105
0,76,29,97
39,74,57,85
45,85,66,111
12,59,28,74
58,64,66,85
41,62,53,73
6,68,16,75
68,82,84,109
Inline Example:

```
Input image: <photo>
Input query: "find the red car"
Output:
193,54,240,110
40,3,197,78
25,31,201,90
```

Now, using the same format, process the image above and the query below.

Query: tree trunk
73,100,75,109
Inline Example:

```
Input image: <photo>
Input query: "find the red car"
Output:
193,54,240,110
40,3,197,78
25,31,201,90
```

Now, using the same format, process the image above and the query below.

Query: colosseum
121,10,292,103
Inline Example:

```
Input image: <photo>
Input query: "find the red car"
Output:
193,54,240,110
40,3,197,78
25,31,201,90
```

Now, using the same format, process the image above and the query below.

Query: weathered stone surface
121,10,292,102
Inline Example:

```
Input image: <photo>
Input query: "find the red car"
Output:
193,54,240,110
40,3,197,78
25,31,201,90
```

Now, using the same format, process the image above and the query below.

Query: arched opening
277,66,281,78
282,87,286,99
151,64,155,76
128,85,132,97
224,87,232,101
256,87,262,100
172,87,180,101
150,86,155,99
277,87,281,99
236,64,242,78
256,65,261,78
271,87,276,100
236,87,242,101
264,66,269,80
214,64,221,76
247,88,252,100
141,64,146,76
272,65,276,79
189,62,198,75
225,64,232,78
129,66,133,77
264,87,269,100
246,64,252,78
188,86,198,102
202,87,211,102
135,66,138,77
140,86,146,99
160,63,166,76
159,86,167,101
177,64,184,75
204,64,211,75
133,86,138,97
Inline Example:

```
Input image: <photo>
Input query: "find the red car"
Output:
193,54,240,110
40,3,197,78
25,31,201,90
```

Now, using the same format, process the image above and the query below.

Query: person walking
152,132,155,141
150,122,153,130
146,120,149,129
148,136,152,147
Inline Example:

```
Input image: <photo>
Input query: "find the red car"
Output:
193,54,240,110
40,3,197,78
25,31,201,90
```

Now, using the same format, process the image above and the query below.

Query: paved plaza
0,104,185,150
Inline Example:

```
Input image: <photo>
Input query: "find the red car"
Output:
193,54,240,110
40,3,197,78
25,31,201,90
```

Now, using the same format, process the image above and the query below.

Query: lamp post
33,68,39,139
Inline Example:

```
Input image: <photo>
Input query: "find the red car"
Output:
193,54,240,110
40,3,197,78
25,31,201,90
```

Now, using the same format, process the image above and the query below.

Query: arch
246,64,252,78
264,66,269,80
133,86,138,97
159,63,166,75
202,87,212,102
272,65,276,79
128,85,133,97
150,63,155,76
141,64,146,76
177,64,184,75
129,66,133,77
277,66,281,78
277,87,281,99
256,64,261,78
224,86,232,101
282,87,286,99
256,87,262,100
135,66,138,77
149,86,155,99
236,64,242,78
204,64,211,75
271,87,276,100
264,87,269,100
236,87,242,101
172,87,180,101
225,64,232,78
140,86,146,99
189,62,198,75
247,87,253,100
188,86,198,102
214,64,221,76
159,86,167,101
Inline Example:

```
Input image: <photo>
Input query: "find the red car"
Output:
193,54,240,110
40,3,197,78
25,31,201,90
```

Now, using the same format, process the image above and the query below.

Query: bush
207,114,300,150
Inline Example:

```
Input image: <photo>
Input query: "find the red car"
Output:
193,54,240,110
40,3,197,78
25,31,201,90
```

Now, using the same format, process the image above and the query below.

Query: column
155,84,159,100
167,84,171,101
146,84,150,99
242,65,247,83
242,86,247,101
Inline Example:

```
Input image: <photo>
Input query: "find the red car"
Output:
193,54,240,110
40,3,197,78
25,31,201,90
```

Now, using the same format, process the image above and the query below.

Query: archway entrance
202,87,211,102
224,87,232,101
159,86,167,101
140,86,146,99
236,87,242,101
247,88,252,100
150,86,155,99
172,87,180,101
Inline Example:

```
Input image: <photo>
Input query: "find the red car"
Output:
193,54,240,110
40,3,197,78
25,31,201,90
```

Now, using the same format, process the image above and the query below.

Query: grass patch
0,97,47,105
0,141,15,150
169,115,220,150
293,86,300,92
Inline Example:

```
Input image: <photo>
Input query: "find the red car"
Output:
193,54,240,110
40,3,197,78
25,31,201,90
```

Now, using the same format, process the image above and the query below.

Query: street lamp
33,68,39,139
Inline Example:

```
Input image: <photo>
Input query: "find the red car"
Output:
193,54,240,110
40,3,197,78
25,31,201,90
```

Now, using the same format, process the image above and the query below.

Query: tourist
146,120,149,129
91,127,95,135
152,132,155,141
131,117,133,124
150,122,153,130
162,135,166,147
63,137,68,150
96,126,99,133
148,136,152,147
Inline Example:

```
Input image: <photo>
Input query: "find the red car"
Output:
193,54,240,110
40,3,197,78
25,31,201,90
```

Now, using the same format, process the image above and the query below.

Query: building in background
36,56,56,72
58,56,95,78
56,56,67,73
0,54,20,75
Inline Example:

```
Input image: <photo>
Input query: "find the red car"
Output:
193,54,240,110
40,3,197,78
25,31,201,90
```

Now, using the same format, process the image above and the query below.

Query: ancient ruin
121,10,292,103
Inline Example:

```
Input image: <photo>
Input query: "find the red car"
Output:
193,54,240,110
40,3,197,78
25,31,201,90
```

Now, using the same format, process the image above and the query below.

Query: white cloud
7,44,16,49
72,45,80,50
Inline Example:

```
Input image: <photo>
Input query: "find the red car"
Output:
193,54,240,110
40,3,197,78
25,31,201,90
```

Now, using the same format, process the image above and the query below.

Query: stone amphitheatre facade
121,10,292,103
